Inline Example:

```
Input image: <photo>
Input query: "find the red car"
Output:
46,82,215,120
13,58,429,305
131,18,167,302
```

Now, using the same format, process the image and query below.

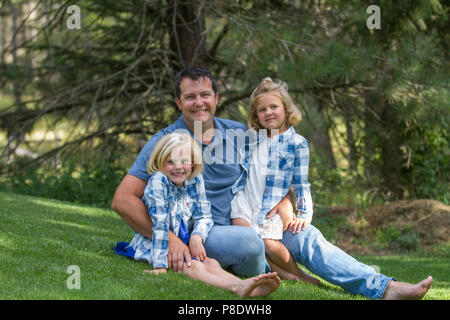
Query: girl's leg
264,238,320,285
182,258,281,297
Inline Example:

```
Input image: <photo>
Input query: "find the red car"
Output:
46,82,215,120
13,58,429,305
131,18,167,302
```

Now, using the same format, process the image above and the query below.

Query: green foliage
0,0,448,206
402,116,449,203
2,158,124,208
392,231,421,252
375,224,421,252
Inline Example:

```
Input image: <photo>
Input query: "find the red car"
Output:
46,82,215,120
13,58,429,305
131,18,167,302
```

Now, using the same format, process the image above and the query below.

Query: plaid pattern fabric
131,171,213,268
231,126,313,225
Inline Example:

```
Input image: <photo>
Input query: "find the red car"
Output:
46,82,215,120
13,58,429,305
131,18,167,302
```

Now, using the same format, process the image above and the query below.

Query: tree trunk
166,0,209,69
6,3,26,164
379,96,402,198
307,98,337,170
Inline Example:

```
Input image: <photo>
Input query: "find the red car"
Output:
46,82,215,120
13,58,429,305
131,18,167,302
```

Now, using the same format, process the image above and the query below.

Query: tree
0,0,448,204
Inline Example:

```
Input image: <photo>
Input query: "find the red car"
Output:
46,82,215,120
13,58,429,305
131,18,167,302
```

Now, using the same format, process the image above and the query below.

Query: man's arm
111,174,153,238
111,174,192,272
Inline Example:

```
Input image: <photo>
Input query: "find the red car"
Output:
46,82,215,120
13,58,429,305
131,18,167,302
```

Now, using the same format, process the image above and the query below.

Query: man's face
175,76,218,131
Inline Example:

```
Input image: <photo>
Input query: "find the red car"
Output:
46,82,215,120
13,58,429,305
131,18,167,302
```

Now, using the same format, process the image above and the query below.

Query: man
112,66,432,299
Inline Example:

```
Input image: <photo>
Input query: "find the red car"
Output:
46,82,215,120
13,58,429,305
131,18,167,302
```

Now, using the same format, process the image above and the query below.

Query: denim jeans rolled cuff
370,275,397,299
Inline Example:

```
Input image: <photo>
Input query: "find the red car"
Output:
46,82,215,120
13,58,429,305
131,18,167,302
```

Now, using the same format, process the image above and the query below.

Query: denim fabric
203,225,270,277
280,224,395,299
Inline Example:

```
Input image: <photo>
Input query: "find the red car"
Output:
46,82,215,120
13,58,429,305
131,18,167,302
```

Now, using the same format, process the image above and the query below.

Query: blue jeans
280,224,395,299
203,225,268,277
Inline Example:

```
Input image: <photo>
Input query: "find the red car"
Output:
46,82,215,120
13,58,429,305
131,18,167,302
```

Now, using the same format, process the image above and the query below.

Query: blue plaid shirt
130,171,213,269
231,126,313,225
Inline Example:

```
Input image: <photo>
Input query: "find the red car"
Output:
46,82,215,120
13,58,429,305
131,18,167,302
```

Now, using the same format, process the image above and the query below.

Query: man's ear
214,92,219,106
175,97,182,110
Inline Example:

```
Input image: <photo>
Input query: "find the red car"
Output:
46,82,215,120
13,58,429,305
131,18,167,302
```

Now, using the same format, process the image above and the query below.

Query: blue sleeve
190,175,214,242
127,131,167,182
292,138,314,223
143,173,171,269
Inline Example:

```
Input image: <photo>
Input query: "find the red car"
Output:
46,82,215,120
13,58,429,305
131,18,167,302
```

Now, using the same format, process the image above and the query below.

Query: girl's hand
144,268,167,275
189,234,207,261
287,217,308,233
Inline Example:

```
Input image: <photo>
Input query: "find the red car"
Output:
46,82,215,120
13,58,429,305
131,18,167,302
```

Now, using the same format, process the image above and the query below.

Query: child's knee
203,257,221,270
182,259,203,274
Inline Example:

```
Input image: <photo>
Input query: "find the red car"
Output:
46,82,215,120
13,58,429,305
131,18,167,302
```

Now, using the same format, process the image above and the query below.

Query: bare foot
382,276,433,300
297,271,321,286
233,272,281,297
143,269,167,275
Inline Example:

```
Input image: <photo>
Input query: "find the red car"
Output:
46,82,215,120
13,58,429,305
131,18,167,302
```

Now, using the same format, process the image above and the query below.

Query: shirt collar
176,114,227,147
255,125,295,142
166,174,197,190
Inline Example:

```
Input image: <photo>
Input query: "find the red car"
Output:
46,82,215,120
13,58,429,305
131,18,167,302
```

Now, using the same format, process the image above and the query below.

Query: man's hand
265,190,294,231
168,232,191,273
189,234,206,261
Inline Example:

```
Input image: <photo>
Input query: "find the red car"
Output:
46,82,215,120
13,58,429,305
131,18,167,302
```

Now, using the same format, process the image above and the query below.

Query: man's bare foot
382,276,433,300
232,272,281,297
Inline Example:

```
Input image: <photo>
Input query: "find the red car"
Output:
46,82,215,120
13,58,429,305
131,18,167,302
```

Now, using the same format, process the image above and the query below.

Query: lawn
0,191,448,300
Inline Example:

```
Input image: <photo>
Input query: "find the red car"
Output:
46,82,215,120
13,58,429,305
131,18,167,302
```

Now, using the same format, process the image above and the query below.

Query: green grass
0,191,448,300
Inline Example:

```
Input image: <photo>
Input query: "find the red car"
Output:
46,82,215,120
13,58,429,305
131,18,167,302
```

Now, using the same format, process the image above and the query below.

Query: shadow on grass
1,192,448,300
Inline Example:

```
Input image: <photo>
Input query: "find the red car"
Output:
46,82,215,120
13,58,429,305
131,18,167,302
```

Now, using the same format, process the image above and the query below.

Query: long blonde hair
147,132,203,180
248,77,302,130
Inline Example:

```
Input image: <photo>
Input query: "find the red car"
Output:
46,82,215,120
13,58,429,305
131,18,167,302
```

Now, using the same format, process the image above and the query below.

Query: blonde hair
248,77,302,130
147,132,203,180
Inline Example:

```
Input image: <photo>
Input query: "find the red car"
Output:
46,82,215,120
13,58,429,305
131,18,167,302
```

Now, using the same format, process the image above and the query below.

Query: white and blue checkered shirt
129,171,213,268
231,126,313,225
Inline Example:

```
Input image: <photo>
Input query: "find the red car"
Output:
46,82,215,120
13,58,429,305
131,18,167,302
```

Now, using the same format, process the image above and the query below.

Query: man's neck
183,117,215,145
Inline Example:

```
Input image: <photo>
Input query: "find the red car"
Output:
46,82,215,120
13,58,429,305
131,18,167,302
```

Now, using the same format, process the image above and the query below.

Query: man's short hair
175,66,218,98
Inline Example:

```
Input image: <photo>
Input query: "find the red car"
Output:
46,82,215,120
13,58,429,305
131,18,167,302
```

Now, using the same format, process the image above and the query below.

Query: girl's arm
292,138,313,223
265,189,294,231
144,174,172,269
190,175,214,242
232,218,252,228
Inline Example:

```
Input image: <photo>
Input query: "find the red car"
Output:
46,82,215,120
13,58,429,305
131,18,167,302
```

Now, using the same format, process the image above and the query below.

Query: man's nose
194,95,203,106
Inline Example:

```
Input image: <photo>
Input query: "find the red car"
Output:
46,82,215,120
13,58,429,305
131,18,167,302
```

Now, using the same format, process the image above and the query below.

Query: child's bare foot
232,272,281,297
382,276,432,300
269,262,320,285
143,269,167,275
297,271,321,286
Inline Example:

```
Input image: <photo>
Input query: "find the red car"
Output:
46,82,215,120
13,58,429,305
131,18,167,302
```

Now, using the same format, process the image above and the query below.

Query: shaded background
0,0,448,209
